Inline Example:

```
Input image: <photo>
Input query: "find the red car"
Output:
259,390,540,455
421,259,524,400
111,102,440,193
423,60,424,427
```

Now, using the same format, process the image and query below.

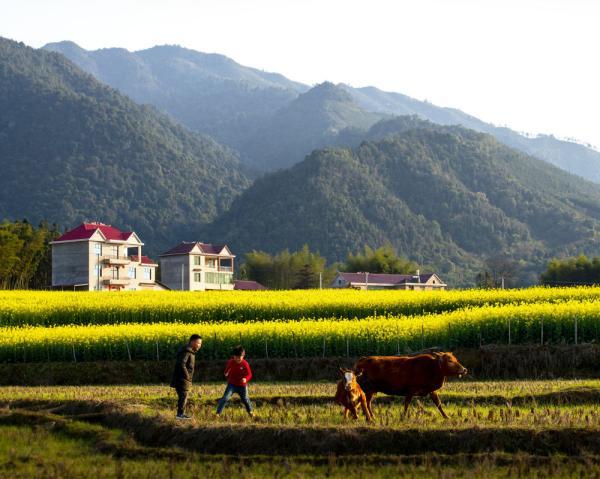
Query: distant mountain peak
299,81,354,104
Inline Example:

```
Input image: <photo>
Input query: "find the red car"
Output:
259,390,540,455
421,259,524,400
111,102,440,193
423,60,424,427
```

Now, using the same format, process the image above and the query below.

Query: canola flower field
0,287,599,363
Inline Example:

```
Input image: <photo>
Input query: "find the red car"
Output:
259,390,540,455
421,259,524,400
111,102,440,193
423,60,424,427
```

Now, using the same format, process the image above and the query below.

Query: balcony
218,266,233,273
101,256,130,266
102,278,130,286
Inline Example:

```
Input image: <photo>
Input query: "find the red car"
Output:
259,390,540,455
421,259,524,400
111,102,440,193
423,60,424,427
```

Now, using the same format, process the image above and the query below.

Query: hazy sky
2,0,598,147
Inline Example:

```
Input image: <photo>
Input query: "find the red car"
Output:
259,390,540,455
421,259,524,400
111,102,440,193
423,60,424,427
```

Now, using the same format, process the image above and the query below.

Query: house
331,271,447,291
51,222,164,291
159,242,235,291
234,280,267,291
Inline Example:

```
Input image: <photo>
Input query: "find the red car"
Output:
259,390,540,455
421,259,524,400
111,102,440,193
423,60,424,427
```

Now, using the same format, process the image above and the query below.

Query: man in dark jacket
170,334,202,420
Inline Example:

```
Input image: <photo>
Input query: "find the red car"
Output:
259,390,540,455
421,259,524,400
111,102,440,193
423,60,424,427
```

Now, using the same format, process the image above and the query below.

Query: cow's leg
403,394,414,417
365,391,376,419
343,407,349,419
349,403,359,420
359,394,373,422
430,391,449,419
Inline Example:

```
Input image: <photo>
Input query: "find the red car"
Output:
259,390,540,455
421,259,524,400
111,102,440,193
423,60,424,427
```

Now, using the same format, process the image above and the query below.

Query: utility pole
319,272,323,290
501,276,505,289
181,263,184,291
365,272,369,291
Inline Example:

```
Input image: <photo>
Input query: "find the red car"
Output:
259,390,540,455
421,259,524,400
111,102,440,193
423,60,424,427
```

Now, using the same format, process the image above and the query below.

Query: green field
1,380,599,478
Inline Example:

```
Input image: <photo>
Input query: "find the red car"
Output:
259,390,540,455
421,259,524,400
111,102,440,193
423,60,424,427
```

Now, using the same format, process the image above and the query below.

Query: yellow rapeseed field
0,292,597,362
0,286,599,327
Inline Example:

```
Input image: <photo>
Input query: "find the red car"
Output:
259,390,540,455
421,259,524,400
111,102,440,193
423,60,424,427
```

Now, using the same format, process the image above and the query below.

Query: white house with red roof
159,241,235,291
51,222,164,291
331,272,447,291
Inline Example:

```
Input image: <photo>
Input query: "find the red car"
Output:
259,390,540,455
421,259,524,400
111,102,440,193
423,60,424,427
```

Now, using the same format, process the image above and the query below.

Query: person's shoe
176,414,192,420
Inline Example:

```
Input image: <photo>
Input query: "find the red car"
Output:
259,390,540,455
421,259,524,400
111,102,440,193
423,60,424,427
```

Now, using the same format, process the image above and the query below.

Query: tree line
240,245,420,290
1,217,597,290
540,255,600,286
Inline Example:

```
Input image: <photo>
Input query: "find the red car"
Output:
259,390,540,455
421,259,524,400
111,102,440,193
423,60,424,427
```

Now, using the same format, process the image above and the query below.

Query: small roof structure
336,272,436,285
160,241,235,257
334,272,446,288
234,280,267,291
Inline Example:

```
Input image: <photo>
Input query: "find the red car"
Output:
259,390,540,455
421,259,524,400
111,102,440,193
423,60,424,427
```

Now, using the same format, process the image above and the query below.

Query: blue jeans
216,383,253,414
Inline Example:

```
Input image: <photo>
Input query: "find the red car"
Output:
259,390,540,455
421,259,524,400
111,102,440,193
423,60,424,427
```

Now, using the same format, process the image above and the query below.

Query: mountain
238,82,385,170
43,41,307,150
340,84,600,183
205,120,600,285
0,37,250,254
44,41,600,181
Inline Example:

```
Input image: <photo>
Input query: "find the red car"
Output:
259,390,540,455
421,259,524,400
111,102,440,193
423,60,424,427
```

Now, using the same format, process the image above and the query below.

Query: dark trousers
216,383,253,414
176,387,189,416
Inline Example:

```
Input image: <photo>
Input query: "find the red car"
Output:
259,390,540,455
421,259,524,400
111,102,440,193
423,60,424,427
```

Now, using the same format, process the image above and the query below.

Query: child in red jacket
216,345,253,417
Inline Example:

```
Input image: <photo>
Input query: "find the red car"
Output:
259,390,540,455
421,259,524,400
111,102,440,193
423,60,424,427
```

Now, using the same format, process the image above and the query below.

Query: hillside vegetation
46,41,600,181
206,121,600,283
0,38,250,254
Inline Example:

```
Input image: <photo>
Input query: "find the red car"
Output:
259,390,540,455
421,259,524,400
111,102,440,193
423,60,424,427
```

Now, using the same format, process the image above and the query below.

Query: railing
101,256,130,266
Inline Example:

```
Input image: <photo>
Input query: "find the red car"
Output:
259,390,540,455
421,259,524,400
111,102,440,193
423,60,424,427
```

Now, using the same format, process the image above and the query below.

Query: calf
334,368,373,422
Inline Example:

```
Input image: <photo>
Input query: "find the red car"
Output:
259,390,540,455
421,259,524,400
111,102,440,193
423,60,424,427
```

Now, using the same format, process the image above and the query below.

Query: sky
1,0,598,147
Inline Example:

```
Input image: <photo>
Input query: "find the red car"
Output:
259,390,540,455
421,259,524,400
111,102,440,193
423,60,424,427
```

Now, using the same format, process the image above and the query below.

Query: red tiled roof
130,255,157,266
337,272,435,285
234,280,267,291
55,222,133,242
160,241,231,256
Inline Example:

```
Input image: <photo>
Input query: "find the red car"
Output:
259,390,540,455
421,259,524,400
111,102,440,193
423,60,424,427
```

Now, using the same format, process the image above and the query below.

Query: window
194,273,202,283
205,272,233,285
108,245,118,258
205,258,216,268
111,267,119,279
128,267,136,279
143,267,152,281
93,243,102,255
193,256,202,266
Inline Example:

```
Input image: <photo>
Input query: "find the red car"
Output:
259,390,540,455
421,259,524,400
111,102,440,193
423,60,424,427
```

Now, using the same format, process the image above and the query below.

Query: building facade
51,222,163,291
331,272,447,291
159,242,235,291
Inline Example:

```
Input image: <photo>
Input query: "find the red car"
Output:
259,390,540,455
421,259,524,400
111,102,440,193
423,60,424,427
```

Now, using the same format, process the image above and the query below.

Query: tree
476,254,520,288
540,255,600,286
241,245,332,289
0,220,59,289
343,245,418,274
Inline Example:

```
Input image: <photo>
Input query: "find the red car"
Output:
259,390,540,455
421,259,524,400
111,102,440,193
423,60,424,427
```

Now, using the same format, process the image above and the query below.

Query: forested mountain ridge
45,41,600,181
43,41,307,150
238,82,386,170
339,84,600,183
0,37,250,254
205,122,600,285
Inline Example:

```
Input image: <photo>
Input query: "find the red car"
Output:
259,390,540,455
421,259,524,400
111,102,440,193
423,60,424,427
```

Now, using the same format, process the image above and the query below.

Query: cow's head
437,352,468,378
339,367,362,391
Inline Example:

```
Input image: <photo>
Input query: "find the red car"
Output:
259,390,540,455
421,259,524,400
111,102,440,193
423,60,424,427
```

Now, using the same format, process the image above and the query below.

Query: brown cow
334,368,373,422
355,352,467,419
